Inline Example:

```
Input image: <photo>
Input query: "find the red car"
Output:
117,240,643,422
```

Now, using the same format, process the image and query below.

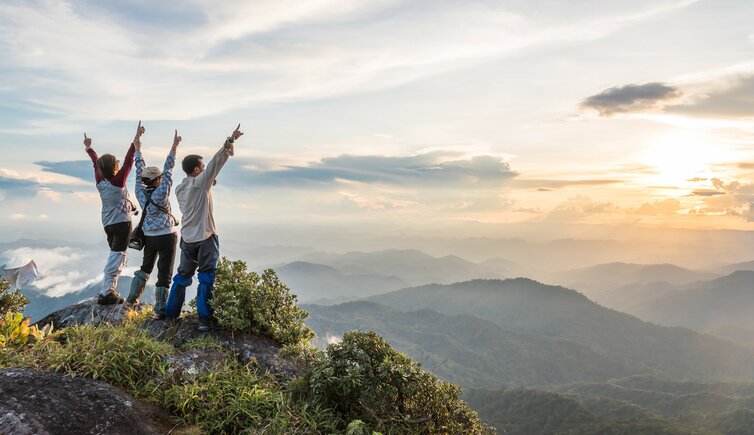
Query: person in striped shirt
125,128,181,320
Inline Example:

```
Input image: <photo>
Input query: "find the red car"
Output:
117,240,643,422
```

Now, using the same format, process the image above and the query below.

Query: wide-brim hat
142,166,162,180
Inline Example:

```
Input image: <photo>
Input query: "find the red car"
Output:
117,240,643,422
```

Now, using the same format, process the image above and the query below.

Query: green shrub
211,257,315,346
302,330,490,434
0,278,28,315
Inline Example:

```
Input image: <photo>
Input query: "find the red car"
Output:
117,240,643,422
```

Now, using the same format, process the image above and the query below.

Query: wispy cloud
0,0,701,131
512,178,623,190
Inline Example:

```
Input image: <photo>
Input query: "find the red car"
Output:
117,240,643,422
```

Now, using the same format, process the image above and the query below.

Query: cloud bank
226,152,517,188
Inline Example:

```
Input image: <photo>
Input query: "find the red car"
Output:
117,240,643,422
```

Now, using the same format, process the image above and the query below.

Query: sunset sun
642,132,722,188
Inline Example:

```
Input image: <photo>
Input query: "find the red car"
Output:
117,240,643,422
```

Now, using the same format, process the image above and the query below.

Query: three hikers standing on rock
83,122,243,332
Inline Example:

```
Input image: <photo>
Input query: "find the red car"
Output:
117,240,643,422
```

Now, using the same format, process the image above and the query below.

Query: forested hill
368,278,754,381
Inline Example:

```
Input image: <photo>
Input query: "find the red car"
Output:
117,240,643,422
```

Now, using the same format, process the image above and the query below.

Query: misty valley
9,236,754,434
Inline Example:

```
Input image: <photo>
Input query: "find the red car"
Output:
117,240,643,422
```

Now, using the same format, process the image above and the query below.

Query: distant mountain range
274,249,519,303
548,262,718,300
367,278,754,381
299,249,516,285
623,271,754,334
276,262,409,303
712,259,754,276
304,301,637,388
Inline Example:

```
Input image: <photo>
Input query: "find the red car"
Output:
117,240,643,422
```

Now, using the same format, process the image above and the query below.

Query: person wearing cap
125,128,181,319
83,122,141,305
165,124,243,331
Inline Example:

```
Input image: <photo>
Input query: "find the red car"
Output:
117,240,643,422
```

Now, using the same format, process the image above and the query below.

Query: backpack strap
144,188,180,226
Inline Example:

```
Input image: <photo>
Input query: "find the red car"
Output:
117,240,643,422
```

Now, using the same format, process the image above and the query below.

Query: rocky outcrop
35,299,304,379
34,298,140,330
143,317,304,378
0,368,172,435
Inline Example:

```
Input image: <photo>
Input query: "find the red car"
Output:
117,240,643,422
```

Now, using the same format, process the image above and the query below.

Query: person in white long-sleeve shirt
165,124,244,331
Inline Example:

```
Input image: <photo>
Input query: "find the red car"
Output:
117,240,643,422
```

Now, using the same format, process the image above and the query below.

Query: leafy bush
0,311,51,349
211,257,315,346
302,330,490,434
0,278,28,315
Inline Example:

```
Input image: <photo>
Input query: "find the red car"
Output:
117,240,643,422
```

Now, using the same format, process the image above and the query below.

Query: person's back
97,181,134,227
175,169,217,243
126,130,182,318
166,124,244,331
83,122,143,305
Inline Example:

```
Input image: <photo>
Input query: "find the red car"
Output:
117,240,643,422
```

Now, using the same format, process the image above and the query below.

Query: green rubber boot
126,270,150,304
154,286,168,319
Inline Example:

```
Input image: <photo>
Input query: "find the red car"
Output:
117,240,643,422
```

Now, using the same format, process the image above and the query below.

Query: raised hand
133,121,145,149
231,123,243,141
172,129,182,151
83,133,92,149
225,123,243,157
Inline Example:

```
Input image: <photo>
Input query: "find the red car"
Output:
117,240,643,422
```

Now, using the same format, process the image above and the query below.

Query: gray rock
0,368,172,435
165,348,226,377
143,317,305,379
34,298,148,330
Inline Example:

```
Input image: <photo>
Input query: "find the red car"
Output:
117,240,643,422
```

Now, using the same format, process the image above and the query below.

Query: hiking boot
197,318,210,332
153,286,168,321
97,291,125,305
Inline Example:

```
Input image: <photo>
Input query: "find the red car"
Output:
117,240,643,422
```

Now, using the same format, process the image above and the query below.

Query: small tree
304,330,491,434
211,257,315,346
0,278,28,315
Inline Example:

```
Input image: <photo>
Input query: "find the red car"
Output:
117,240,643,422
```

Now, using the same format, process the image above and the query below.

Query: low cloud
546,195,618,221
546,196,690,222
581,82,681,116
668,74,754,119
512,178,622,190
691,189,725,197
683,177,754,219
227,152,517,188
0,176,40,198
1,246,102,296
635,198,682,215
35,160,92,182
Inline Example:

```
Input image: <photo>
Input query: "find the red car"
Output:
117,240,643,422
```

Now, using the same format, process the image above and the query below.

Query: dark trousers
104,221,131,252
165,235,219,320
140,233,178,288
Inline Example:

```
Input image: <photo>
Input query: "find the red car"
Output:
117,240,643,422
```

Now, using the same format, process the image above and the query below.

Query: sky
2,0,754,247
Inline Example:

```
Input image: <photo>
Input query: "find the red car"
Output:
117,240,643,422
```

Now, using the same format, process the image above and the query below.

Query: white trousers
101,251,127,295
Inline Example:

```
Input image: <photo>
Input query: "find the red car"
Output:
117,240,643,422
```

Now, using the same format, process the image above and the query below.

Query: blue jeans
165,235,219,320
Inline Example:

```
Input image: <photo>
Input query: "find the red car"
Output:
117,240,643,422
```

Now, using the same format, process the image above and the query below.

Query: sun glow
641,132,726,187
